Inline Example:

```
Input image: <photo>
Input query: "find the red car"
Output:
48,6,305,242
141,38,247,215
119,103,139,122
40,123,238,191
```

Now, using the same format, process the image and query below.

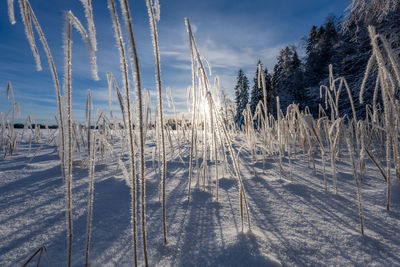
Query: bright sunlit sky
0,0,351,124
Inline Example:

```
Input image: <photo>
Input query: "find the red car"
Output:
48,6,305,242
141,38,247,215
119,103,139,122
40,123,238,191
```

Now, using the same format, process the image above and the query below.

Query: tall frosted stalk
86,90,92,160
186,18,197,202
276,97,284,178
146,0,167,247
108,0,138,265
117,0,148,264
345,125,364,235
80,0,97,51
85,130,96,267
63,13,73,267
7,0,16,24
258,63,269,172
62,7,98,266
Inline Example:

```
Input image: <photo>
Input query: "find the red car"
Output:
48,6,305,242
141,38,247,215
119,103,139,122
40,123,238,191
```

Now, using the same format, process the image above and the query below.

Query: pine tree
289,50,307,107
304,18,337,88
272,46,306,113
306,25,319,54
234,69,249,129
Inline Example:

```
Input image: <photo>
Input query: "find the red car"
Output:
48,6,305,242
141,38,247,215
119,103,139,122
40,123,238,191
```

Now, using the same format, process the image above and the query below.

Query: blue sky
0,0,350,124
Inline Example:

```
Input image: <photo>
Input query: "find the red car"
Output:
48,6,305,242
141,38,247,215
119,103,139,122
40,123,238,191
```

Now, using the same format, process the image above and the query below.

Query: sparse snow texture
1,131,400,266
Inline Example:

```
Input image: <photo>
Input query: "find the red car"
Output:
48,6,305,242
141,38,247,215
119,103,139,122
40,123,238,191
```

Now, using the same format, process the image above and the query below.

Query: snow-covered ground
1,132,400,266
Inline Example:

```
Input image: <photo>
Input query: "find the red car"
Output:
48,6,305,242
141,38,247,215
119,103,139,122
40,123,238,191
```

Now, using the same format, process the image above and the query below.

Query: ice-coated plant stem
86,90,92,160
62,10,98,265
146,0,167,247
122,0,149,262
108,0,138,264
345,125,364,235
64,13,73,267
85,130,96,267
186,18,197,203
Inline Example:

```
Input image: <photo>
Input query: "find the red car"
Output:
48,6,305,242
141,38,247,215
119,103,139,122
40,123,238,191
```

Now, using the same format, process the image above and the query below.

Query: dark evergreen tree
304,18,337,88
234,69,249,129
290,50,307,107
306,25,319,54
272,46,307,113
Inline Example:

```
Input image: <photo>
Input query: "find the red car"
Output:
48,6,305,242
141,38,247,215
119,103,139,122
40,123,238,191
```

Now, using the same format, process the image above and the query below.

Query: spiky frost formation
79,0,97,51
61,10,101,266
67,11,99,80
185,18,198,203
86,89,92,159
117,0,148,264
62,13,73,267
154,0,160,21
108,0,139,265
147,0,167,247
17,0,41,70
85,130,96,267
343,0,400,30
107,73,113,117
344,124,365,235
7,0,16,24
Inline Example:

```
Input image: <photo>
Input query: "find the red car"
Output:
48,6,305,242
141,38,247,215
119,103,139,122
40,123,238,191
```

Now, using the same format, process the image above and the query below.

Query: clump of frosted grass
359,25,400,210
185,18,251,230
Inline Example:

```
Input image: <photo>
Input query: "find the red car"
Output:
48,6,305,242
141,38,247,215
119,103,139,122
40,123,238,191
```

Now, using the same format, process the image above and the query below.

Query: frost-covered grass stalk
4,82,17,157
167,87,184,160
107,0,138,265
186,18,198,202
344,124,364,235
316,119,328,191
64,14,73,266
117,0,148,263
329,118,342,193
86,89,92,160
85,129,96,267
276,97,285,178
146,0,167,246
62,8,98,266
80,0,97,52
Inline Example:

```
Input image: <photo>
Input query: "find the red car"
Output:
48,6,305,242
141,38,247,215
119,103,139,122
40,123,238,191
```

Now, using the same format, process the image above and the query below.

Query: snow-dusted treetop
343,0,400,30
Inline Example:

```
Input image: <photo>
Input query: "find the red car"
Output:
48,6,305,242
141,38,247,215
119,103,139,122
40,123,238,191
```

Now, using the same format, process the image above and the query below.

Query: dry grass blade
364,147,388,183
22,246,52,267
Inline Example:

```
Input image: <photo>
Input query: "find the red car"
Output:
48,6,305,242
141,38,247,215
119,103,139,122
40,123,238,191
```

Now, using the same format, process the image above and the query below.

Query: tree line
233,0,400,128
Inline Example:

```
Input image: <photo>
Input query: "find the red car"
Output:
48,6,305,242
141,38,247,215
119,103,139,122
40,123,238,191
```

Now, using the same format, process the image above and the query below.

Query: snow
1,130,400,266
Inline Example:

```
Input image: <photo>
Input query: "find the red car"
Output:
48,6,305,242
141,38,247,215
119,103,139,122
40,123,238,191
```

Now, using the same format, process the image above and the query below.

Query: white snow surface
1,131,400,266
